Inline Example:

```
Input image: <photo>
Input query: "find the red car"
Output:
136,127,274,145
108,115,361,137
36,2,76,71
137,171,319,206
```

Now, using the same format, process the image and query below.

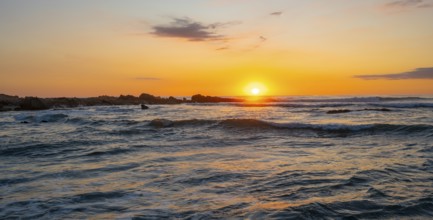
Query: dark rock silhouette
0,93,399,113
0,94,20,103
0,93,245,111
19,97,50,110
191,94,242,103
119,95,137,101
0,94,20,111
141,104,149,110
167,96,182,104
46,98,80,108
138,93,182,104
149,119,173,127
139,93,161,104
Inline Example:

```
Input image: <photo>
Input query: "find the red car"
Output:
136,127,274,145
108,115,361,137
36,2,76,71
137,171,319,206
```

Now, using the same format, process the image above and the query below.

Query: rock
0,105,19,111
139,93,182,104
138,93,155,100
149,119,173,127
44,97,80,108
191,94,242,103
19,97,50,110
119,95,137,100
141,104,149,110
0,92,244,111
0,94,21,111
167,96,181,104
139,93,158,104
0,94,20,104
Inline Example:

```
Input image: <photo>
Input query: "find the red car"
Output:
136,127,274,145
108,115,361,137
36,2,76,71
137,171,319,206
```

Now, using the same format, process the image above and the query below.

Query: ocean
1,96,433,219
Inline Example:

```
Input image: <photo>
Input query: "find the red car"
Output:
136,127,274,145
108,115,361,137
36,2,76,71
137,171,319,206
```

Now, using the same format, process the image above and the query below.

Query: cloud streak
151,17,235,41
270,11,283,16
355,67,433,80
385,0,433,8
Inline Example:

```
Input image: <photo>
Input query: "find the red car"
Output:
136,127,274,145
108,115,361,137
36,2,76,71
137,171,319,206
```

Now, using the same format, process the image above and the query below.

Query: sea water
1,96,433,219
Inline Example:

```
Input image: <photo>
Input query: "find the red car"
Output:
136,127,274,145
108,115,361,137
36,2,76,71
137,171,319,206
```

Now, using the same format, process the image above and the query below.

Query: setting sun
244,82,268,96
251,88,260,95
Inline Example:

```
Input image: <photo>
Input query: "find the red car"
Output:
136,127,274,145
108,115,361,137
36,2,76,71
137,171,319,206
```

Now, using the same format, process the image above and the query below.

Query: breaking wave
145,118,433,135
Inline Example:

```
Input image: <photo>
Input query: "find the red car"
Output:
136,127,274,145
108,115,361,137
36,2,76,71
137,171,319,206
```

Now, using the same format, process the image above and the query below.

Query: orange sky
1,0,433,97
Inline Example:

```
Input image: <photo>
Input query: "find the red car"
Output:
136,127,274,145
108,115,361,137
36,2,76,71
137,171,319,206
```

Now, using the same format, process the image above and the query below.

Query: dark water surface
1,96,433,219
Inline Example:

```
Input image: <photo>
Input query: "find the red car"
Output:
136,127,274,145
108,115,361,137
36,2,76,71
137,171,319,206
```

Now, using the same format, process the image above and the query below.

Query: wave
145,118,433,135
0,140,102,157
221,119,433,133
148,118,217,128
371,102,433,108
14,114,430,135
232,103,354,108
272,197,433,219
194,101,433,109
14,113,68,123
285,96,429,103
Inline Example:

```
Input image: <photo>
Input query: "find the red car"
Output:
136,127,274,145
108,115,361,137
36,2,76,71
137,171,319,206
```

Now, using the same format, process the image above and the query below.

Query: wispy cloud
387,0,423,7
270,11,283,16
355,67,433,80
216,46,229,50
151,17,237,41
134,77,162,81
384,0,433,8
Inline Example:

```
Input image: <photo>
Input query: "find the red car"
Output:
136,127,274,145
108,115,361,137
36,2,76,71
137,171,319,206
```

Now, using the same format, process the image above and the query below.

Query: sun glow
244,82,267,96
251,88,261,95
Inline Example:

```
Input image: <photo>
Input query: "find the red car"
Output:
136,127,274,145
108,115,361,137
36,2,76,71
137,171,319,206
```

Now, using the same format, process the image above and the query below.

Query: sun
244,82,267,97
251,88,260,95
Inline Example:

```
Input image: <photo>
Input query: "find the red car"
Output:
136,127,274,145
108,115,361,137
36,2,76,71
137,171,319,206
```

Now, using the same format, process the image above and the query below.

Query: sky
1,0,433,97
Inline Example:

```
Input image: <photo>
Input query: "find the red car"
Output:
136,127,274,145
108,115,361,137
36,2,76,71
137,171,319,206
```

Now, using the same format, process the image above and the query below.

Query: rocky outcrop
138,93,158,104
45,98,80,108
191,94,242,103
0,94,21,111
19,97,50,110
0,93,245,111
139,93,182,104
0,94,20,104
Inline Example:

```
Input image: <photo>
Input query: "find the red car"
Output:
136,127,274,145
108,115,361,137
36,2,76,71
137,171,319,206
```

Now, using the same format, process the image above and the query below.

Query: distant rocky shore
0,93,243,111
